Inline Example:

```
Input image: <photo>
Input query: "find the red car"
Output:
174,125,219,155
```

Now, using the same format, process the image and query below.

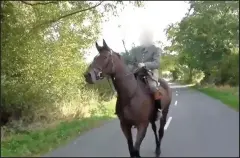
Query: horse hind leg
151,121,160,157
134,122,149,157
120,121,135,157
158,111,168,156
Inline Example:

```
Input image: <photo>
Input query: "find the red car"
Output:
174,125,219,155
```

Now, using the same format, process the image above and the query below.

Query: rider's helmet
139,28,154,47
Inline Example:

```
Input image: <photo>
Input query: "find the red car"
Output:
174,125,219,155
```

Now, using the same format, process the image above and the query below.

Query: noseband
93,49,116,79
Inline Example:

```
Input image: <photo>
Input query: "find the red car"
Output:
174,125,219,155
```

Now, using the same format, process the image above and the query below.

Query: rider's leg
148,79,162,120
154,91,162,110
148,70,162,109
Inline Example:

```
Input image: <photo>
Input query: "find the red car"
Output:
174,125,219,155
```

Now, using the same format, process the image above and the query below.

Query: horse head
84,39,122,84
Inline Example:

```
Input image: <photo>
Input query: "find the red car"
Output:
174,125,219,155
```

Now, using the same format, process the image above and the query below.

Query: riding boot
154,91,162,109
154,99,162,110
154,91,162,120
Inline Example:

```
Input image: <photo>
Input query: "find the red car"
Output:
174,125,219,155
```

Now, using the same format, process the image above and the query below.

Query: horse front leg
134,122,149,157
120,121,135,157
151,121,160,157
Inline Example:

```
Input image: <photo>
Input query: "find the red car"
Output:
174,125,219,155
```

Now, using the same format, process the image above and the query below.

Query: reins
106,51,139,99
105,51,159,100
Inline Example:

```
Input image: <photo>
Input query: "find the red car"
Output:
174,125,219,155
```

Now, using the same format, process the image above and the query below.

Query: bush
0,1,114,127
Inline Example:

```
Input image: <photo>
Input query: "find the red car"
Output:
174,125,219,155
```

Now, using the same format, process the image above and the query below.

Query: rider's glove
138,63,145,68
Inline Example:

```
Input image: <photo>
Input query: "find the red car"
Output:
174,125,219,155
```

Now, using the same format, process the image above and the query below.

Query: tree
1,1,144,122
165,1,239,84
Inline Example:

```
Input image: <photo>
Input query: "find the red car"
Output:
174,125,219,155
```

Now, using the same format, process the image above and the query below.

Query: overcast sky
85,1,190,63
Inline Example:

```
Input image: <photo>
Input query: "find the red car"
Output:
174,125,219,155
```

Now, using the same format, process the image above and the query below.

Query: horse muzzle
84,70,104,84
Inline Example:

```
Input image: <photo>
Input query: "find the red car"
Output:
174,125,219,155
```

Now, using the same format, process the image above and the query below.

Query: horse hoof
133,150,140,157
155,147,161,157
131,155,141,158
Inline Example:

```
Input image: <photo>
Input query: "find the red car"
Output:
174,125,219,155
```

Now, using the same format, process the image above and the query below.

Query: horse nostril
98,72,103,78
84,72,90,78
88,72,91,77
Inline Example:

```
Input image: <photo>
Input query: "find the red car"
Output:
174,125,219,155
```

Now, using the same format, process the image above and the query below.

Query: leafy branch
19,1,104,43
21,1,58,6
33,1,104,29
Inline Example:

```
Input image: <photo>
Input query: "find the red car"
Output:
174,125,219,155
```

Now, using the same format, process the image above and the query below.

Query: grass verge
1,99,117,157
194,85,239,111
1,116,115,157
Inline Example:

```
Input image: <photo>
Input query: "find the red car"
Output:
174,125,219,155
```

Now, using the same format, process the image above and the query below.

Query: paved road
44,83,239,157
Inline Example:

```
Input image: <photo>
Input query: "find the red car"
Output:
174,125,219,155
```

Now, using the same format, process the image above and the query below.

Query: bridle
92,49,116,79
93,49,138,99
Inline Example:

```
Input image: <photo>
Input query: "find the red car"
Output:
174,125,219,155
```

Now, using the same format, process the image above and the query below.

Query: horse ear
103,39,110,50
95,42,101,52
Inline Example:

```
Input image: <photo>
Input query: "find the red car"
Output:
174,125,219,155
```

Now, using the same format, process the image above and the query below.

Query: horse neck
111,63,137,96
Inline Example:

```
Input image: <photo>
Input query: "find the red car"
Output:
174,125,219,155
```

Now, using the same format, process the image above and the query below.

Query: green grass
195,85,239,111
1,116,115,157
1,98,117,157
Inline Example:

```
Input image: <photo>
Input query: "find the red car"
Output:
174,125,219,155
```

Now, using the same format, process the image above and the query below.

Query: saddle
134,67,163,97
133,67,159,86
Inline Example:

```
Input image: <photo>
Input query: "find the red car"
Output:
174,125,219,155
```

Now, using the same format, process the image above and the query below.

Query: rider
121,29,163,118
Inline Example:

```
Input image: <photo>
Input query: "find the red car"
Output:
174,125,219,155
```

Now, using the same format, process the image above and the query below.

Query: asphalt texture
44,83,239,157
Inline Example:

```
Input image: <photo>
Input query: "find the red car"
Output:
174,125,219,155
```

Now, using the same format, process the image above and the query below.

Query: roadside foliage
1,1,143,132
162,1,239,85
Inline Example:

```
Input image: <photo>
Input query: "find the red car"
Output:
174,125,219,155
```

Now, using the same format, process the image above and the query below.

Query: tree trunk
188,68,193,83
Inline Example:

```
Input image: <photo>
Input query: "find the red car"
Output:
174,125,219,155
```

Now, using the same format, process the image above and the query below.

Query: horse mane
112,50,121,59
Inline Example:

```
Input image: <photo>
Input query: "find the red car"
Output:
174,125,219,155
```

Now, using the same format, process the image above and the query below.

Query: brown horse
84,39,172,157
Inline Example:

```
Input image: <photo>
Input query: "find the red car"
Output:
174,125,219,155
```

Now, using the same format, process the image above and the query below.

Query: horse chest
118,95,131,107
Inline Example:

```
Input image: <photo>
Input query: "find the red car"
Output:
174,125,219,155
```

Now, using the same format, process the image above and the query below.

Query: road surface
44,83,239,157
